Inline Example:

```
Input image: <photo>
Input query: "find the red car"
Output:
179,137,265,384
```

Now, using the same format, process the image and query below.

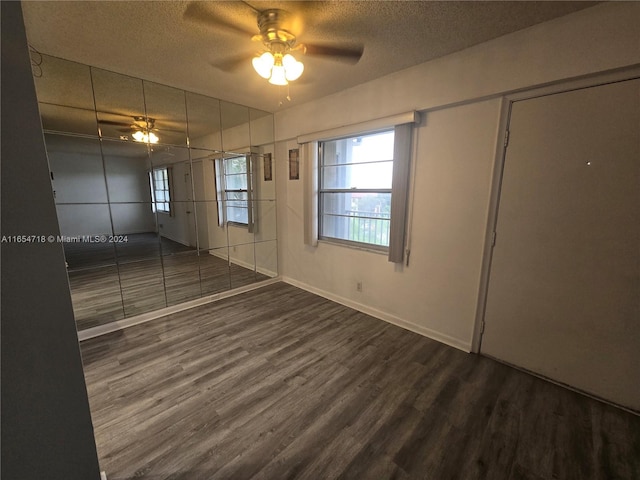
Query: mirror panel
249,108,275,146
162,251,202,306
229,242,257,289
39,104,98,136
110,204,158,244
148,158,191,202
46,135,108,203
35,56,98,136
199,247,231,296
102,140,152,203
156,199,198,249
55,203,113,239
195,201,226,250
143,81,188,147
34,55,95,110
254,200,277,242
227,225,254,250
108,205,165,317
118,255,166,317
68,266,125,329
256,148,276,200
220,101,250,153
92,68,146,142
190,151,219,202
255,240,278,279
187,93,222,151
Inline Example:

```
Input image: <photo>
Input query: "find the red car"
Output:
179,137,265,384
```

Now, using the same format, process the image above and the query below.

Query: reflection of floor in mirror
65,234,269,331
63,232,194,270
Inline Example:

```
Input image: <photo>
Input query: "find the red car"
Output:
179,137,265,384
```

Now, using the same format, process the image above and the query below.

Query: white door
481,79,640,411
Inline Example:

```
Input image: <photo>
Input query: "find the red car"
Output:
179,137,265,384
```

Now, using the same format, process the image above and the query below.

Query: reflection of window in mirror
264,153,272,181
150,166,172,216
215,156,253,229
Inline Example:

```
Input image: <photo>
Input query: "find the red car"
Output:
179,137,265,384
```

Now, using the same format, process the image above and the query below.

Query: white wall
274,2,640,351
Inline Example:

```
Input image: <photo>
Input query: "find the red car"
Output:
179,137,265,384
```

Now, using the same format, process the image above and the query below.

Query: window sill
318,238,388,256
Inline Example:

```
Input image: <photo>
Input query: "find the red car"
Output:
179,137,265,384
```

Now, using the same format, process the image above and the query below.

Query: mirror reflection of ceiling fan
98,116,160,144
183,1,364,86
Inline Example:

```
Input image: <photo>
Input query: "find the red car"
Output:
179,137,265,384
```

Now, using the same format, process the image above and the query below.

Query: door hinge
491,231,497,247
480,321,485,335
504,130,510,148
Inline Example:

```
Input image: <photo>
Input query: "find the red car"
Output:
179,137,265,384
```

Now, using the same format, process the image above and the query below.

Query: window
302,112,417,262
319,130,394,249
150,167,171,214
221,156,251,226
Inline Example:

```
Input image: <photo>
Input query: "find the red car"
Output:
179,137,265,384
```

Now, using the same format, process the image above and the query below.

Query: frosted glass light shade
269,65,288,86
252,52,274,79
132,130,159,144
286,62,304,81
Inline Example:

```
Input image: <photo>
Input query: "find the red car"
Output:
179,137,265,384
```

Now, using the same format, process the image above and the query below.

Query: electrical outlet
356,281,363,292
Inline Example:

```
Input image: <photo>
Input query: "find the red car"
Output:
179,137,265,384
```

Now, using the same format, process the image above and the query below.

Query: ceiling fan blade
210,53,251,72
301,43,364,64
183,2,256,37
97,119,133,127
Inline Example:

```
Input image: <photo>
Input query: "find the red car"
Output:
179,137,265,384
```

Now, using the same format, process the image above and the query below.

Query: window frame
317,129,395,251
150,166,172,215
216,154,254,230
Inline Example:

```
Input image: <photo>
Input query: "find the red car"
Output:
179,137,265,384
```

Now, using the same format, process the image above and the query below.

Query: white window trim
150,166,172,216
215,154,256,232
317,130,394,251
300,112,419,263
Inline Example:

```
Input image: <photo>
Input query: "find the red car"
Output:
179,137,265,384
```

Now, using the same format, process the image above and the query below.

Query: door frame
470,65,640,354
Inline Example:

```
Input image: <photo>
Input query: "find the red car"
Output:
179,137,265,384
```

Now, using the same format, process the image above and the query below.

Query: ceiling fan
184,2,364,85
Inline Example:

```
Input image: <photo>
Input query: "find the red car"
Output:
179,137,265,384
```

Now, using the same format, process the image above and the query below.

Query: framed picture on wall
289,148,299,180
263,153,272,181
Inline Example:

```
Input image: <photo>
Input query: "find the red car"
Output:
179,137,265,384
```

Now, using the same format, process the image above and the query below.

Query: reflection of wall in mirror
289,148,299,180
155,161,196,247
264,153,272,182
50,146,156,237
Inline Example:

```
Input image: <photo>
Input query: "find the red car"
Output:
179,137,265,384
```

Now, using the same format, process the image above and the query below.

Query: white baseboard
100,472,107,480
282,276,472,353
77,277,281,341
208,249,277,278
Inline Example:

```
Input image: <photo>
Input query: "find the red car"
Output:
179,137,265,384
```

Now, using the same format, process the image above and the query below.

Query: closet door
481,79,640,410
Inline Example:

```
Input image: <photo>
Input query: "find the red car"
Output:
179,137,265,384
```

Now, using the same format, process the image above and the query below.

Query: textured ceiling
22,1,597,113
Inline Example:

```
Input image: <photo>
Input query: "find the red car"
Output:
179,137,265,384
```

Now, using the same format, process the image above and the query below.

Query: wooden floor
80,283,640,480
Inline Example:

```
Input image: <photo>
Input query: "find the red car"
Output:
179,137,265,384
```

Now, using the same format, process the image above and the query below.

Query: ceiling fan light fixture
132,130,159,144
256,50,304,85
252,51,274,79
283,54,304,81
268,64,288,86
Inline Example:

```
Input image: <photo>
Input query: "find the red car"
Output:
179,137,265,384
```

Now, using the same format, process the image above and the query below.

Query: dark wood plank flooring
80,283,640,480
